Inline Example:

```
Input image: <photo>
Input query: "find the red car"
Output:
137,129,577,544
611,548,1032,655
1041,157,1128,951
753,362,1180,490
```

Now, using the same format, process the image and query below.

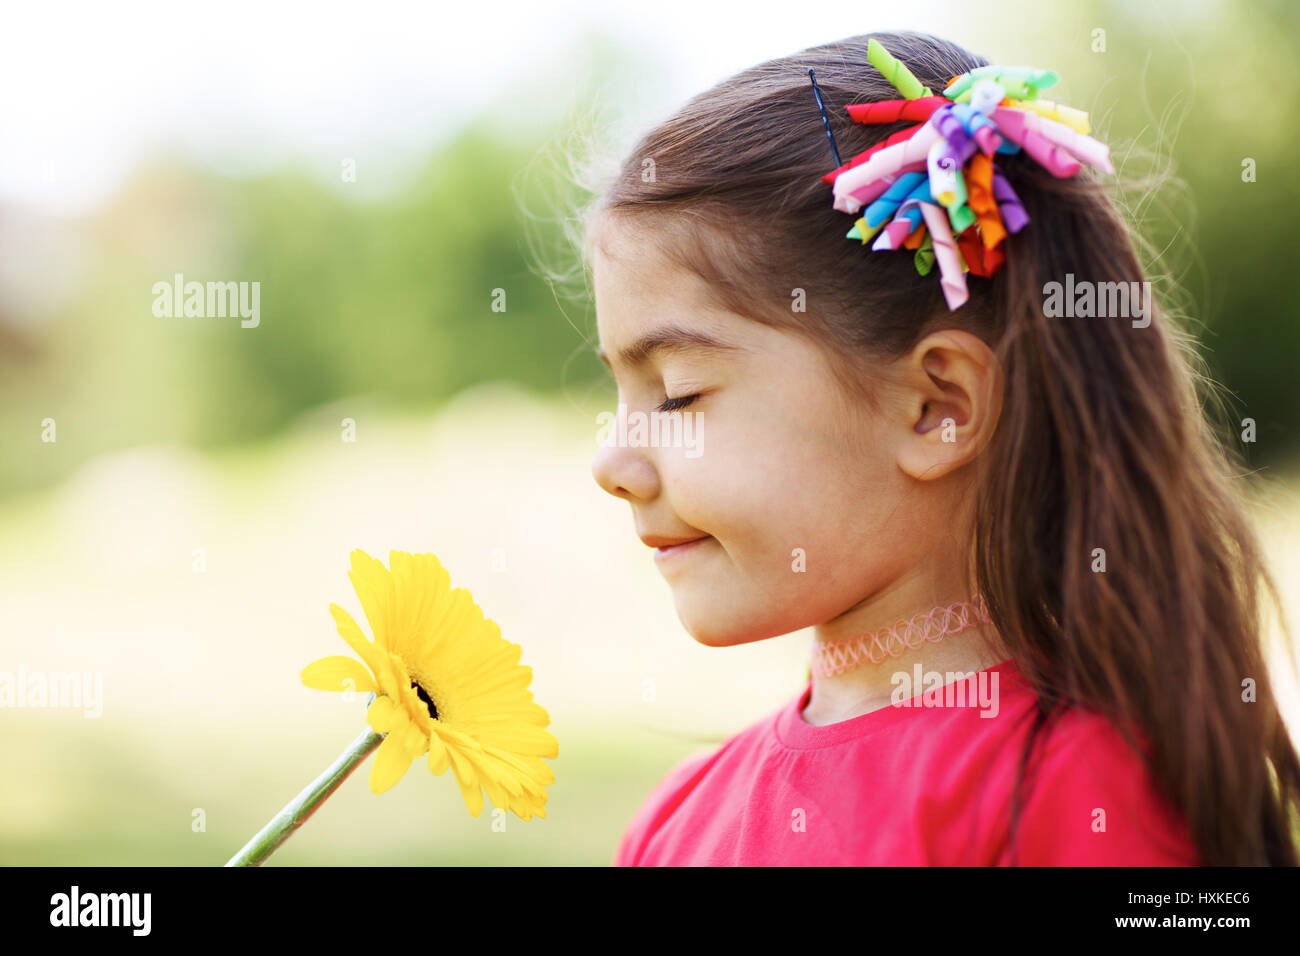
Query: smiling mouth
652,535,712,559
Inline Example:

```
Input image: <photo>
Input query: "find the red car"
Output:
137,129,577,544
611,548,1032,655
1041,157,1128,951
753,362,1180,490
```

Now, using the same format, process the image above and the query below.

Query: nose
591,438,660,503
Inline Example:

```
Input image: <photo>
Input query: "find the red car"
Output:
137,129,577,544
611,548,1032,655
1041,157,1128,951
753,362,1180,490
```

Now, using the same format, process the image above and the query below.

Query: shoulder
611,690,794,866
612,745,720,866
1006,705,1198,865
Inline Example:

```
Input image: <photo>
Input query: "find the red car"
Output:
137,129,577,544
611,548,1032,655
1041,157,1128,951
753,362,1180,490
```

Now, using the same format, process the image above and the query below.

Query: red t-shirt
613,659,1198,865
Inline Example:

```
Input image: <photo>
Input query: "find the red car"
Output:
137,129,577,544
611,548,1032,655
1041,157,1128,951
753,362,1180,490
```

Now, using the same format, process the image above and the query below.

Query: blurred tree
1,8,1298,499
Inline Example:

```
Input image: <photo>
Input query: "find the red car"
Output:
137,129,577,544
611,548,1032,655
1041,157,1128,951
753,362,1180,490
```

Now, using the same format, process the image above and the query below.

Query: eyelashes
599,372,702,413
656,393,700,413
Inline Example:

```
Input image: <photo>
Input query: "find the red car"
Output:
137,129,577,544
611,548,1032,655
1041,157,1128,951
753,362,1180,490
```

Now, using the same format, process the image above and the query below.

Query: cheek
670,406,904,559
656,399,917,643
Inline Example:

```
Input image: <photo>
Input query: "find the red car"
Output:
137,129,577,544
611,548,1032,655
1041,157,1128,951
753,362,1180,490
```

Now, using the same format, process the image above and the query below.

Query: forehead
591,213,687,297
591,214,715,340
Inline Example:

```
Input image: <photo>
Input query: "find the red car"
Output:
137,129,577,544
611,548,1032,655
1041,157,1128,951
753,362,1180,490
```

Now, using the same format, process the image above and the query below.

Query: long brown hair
572,30,1300,865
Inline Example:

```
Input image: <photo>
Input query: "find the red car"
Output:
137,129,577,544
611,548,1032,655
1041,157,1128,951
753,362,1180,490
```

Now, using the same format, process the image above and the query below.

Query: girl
583,30,1300,865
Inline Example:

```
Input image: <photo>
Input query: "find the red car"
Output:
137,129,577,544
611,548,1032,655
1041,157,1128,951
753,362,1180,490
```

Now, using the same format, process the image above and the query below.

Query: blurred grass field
0,383,1297,865
0,384,815,865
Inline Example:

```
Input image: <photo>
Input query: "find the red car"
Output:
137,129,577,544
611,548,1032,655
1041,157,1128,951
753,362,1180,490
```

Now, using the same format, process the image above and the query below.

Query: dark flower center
412,681,439,720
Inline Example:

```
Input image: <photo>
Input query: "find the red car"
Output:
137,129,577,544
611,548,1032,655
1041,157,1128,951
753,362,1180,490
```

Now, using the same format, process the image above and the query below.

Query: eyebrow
595,324,742,371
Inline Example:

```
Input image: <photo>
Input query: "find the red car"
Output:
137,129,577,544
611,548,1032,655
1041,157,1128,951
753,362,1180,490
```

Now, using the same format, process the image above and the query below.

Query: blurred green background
1,0,1298,864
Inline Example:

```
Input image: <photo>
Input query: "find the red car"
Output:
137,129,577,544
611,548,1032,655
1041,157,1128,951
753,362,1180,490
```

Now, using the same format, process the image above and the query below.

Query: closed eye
656,393,700,413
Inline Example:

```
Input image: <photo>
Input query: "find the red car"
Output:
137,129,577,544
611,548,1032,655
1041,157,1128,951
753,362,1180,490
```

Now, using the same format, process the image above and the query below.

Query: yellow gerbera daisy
301,549,557,821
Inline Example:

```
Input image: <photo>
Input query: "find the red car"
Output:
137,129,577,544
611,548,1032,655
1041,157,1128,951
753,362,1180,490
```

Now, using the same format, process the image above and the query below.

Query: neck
804,564,1008,726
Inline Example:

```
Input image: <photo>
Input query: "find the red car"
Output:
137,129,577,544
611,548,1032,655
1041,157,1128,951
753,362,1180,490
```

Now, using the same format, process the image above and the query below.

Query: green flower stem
225,723,383,867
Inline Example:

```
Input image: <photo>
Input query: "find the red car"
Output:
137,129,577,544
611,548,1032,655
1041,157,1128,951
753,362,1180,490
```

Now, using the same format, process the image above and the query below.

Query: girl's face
589,215,953,647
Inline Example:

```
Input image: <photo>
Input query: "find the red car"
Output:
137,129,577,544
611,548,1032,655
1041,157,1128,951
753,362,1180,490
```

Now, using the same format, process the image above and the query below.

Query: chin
687,628,745,648
671,603,734,646
673,600,770,648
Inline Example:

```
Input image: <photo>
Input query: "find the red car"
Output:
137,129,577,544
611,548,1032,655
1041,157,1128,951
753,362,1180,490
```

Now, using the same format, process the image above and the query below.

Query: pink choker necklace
810,595,991,678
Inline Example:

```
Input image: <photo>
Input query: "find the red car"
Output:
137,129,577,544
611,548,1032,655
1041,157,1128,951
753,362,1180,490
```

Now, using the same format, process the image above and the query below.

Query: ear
893,329,1002,481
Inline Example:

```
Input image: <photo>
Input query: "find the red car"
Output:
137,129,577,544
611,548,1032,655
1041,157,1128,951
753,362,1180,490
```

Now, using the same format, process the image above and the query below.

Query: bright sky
1,0,1209,214
0,1,958,213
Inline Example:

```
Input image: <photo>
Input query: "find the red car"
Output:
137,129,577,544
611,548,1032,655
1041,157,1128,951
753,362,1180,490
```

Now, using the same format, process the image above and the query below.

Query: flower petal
478,771,510,815
399,719,428,759
473,725,559,757
427,730,450,775
388,551,445,661
348,549,394,649
484,746,555,790
445,746,484,817
369,731,415,794
329,604,383,675
300,656,376,694
512,794,546,821
365,695,401,735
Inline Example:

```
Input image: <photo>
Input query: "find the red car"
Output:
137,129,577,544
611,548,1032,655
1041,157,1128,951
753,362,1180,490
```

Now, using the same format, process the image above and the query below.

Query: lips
649,535,712,564
640,534,710,550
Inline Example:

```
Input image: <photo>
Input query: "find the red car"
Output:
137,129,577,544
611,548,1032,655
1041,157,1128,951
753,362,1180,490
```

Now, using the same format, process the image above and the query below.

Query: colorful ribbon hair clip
810,40,1114,311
